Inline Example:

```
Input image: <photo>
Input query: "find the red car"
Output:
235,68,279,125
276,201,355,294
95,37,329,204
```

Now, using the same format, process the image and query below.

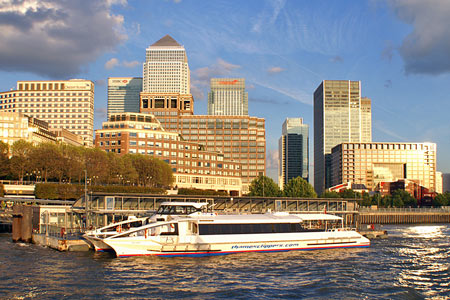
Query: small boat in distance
101,203,370,257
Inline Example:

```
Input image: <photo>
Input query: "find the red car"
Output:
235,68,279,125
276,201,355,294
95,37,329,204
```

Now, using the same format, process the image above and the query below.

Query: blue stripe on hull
117,244,370,258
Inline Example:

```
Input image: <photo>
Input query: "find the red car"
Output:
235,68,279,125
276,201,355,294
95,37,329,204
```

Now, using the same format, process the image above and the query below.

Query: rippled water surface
1,224,449,299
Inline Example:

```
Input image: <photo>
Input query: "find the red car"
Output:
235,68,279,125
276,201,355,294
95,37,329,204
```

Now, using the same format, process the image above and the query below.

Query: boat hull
104,232,371,257
83,235,113,252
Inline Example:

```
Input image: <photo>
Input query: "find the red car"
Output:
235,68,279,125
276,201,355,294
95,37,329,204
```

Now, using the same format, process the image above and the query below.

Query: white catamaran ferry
100,202,370,257
83,202,212,252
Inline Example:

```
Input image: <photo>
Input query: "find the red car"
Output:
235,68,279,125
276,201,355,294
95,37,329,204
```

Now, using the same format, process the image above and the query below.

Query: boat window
198,223,305,235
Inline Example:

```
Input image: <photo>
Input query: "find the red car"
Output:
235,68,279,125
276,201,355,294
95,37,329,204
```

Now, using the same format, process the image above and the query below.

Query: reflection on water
0,225,449,299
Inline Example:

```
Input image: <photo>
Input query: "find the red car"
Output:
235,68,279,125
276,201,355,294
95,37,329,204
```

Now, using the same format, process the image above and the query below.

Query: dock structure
358,207,450,224
72,193,361,228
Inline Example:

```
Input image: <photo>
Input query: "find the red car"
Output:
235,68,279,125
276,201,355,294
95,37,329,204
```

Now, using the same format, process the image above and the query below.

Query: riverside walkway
358,207,450,224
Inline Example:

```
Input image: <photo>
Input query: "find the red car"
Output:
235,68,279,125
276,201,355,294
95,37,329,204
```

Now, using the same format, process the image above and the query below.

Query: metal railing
39,224,85,240
359,207,450,213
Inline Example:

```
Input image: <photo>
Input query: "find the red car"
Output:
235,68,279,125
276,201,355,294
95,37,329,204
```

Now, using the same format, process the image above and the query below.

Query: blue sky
1,0,450,182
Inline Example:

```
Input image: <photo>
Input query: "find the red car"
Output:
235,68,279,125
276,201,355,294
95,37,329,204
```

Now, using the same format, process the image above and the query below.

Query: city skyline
1,0,450,183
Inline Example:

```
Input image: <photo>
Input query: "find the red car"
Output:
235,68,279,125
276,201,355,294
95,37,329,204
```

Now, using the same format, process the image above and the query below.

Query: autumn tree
10,140,34,181
0,141,10,179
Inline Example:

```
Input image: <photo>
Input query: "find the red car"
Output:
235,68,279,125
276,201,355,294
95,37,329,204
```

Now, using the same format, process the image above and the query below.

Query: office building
142,35,190,94
278,118,309,189
139,36,266,193
443,173,450,193
330,142,436,192
0,112,57,145
0,79,94,146
107,77,142,118
314,80,371,195
95,113,242,195
140,99,266,193
208,78,248,116
436,171,443,194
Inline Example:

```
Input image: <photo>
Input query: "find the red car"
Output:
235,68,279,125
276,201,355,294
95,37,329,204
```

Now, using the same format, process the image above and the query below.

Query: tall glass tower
107,77,142,119
279,118,309,190
208,78,248,115
314,80,372,195
142,35,190,94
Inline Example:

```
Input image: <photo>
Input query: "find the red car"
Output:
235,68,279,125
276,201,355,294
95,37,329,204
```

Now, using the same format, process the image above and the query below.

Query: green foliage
248,175,281,197
283,177,317,198
320,191,341,198
0,141,10,179
339,189,361,199
433,192,450,206
10,140,34,181
177,188,228,196
35,183,166,200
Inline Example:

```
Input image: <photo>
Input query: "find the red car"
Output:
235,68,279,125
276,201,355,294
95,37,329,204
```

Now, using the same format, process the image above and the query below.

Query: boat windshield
156,205,200,215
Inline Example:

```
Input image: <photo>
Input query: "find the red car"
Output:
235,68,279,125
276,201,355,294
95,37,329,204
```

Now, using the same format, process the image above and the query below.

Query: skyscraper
314,80,371,195
142,35,190,94
278,118,309,190
107,77,142,119
208,78,248,115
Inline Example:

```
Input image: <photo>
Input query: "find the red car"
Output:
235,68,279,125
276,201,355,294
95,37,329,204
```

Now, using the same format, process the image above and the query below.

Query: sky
1,0,450,183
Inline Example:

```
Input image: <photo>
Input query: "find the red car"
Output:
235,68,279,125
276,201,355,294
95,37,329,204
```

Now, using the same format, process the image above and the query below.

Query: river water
1,224,449,300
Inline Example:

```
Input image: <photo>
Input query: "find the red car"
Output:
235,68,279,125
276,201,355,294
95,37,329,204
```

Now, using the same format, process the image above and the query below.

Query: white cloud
266,149,279,170
388,0,450,74
122,60,140,68
191,58,241,100
267,66,285,74
0,0,127,77
105,58,119,70
252,0,286,33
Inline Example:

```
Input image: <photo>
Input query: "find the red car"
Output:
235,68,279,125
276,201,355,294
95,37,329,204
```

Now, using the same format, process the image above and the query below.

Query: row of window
198,223,305,235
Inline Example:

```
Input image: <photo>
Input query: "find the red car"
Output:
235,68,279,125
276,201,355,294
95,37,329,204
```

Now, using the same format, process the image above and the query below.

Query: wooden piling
12,205,23,242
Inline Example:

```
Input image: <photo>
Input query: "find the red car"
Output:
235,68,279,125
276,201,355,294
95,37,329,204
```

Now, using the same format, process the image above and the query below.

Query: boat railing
327,227,357,232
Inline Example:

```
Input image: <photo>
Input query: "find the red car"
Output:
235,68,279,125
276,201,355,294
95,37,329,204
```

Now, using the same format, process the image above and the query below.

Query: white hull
104,230,370,257
83,234,113,252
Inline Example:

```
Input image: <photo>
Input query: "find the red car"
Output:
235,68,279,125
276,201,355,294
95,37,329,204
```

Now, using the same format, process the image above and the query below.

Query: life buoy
170,224,175,229
144,229,148,239
116,226,122,233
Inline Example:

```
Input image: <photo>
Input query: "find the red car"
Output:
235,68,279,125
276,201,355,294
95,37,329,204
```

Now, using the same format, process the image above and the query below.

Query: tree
320,191,341,198
0,141,10,179
84,148,109,184
283,176,317,198
339,189,361,199
434,192,450,207
248,175,281,197
10,140,34,181
60,144,85,183
31,143,65,182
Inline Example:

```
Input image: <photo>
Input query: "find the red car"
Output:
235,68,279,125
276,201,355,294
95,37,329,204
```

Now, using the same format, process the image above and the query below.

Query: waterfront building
142,35,190,94
330,142,437,192
278,118,309,190
140,101,266,193
436,171,443,194
0,79,94,146
94,112,242,195
49,128,84,147
138,107,266,193
107,77,142,118
207,78,248,116
314,80,371,195
0,112,57,145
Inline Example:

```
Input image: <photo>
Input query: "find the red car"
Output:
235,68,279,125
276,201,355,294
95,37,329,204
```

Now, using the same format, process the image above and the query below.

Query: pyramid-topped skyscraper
143,34,190,94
